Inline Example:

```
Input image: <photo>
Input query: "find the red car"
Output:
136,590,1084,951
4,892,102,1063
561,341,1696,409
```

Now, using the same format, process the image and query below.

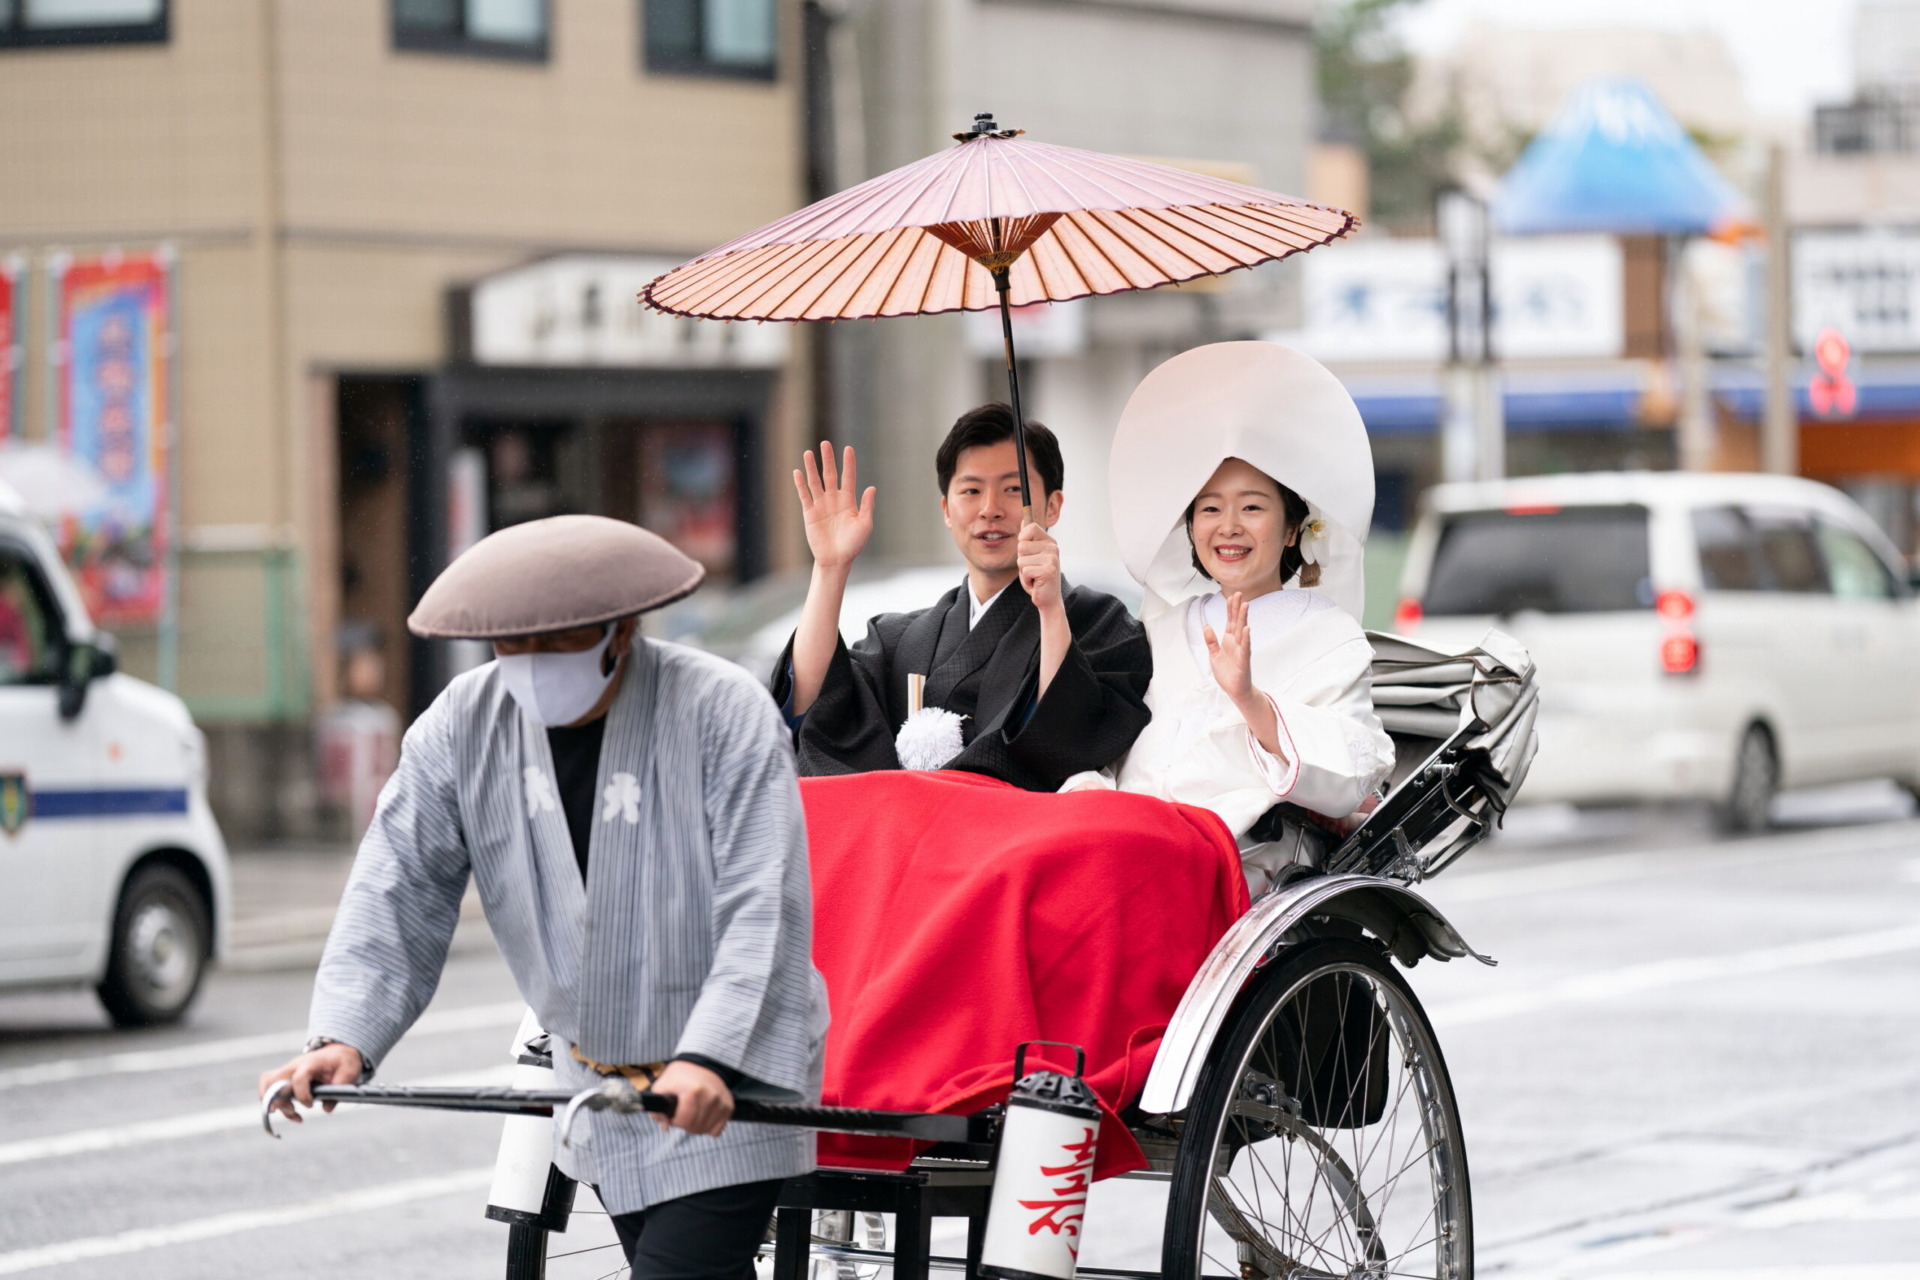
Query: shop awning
1714,361,1920,420
1347,369,1649,436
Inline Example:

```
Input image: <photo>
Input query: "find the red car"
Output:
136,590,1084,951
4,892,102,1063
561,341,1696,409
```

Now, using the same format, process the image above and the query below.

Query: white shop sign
1274,235,1624,363
471,253,789,368
963,297,1089,359
1792,230,1920,354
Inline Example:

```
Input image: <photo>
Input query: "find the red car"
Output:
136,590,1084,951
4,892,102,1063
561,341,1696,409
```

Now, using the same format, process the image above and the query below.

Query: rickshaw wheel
503,1186,627,1280
1162,938,1472,1280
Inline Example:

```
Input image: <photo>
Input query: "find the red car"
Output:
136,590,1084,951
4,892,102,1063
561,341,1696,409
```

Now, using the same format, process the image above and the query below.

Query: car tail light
1655,589,1699,674
1394,598,1423,633
1655,589,1694,621
1660,631,1699,674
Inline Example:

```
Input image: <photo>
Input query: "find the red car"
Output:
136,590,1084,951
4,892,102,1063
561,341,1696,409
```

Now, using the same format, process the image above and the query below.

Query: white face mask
496,629,618,727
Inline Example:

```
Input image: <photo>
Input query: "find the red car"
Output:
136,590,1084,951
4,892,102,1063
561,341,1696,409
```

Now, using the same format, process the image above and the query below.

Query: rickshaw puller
258,515,827,1280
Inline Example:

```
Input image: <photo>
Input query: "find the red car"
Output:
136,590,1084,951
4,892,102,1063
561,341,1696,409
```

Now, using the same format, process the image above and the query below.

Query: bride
1067,342,1394,896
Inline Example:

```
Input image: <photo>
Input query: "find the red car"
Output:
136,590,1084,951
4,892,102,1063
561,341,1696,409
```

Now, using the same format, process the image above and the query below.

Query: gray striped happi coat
309,639,828,1214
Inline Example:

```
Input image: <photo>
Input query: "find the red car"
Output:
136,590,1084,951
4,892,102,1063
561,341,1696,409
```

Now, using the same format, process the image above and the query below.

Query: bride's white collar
1182,588,1336,673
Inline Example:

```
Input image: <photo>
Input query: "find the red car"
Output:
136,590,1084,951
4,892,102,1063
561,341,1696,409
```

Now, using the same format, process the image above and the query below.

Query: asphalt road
0,787,1915,1279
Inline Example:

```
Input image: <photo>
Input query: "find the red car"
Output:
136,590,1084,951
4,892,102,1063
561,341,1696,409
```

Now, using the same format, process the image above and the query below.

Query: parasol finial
954,112,1023,142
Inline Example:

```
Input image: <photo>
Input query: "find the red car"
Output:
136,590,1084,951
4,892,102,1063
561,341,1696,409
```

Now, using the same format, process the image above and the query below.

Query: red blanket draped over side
802,771,1249,1179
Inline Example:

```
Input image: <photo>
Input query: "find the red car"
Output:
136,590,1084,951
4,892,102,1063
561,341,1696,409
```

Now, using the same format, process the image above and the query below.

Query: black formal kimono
771,578,1152,793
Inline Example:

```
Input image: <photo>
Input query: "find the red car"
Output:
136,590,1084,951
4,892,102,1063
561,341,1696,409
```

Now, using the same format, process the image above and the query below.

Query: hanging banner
54,252,172,626
0,257,18,444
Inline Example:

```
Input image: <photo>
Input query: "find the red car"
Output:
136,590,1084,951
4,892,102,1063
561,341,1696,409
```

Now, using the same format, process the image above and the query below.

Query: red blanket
802,771,1249,1178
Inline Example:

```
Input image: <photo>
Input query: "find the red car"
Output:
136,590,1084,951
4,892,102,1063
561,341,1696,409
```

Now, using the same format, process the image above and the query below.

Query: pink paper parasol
642,114,1357,518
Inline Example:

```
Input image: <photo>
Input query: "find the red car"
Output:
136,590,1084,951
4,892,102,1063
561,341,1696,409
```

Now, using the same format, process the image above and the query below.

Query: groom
771,405,1151,792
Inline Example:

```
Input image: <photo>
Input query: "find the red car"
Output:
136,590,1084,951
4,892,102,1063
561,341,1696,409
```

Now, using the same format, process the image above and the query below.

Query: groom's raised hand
1020,520,1072,699
790,442,874,716
795,441,875,571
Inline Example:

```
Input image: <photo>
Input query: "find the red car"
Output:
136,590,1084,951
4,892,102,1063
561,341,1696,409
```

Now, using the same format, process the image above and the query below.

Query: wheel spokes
1195,959,1464,1280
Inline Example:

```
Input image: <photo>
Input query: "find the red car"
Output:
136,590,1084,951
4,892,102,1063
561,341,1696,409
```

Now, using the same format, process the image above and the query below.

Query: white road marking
0,1065,512,1168
1741,1187,1920,1227
0,999,526,1094
1437,822,1920,905
0,1167,493,1275
1431,920,1920,1027
1545,1268,1920,1280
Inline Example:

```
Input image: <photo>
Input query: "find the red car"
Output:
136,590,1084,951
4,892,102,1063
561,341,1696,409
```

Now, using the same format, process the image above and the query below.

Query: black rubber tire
1719,724,1777,835
96,863,210,1028
503,1222,549,1279
1162,938,1473,1280
503,1172,628,1280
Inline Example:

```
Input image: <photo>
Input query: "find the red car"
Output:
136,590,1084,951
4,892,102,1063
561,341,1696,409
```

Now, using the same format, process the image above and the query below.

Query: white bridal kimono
1116,589,1393,892
308,640,828,1215
1098,341,1398,894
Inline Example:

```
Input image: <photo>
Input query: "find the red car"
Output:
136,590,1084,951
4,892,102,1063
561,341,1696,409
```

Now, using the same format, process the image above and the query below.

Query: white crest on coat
896,706,965,771
602,771,641,825
524,766,559,818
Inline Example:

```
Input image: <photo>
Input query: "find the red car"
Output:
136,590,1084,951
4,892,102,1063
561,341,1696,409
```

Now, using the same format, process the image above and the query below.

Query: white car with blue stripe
0,485,229,1026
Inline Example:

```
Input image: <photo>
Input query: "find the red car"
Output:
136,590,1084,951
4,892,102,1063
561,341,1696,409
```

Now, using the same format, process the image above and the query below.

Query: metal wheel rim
1191,958,1468,1280
126,899,195,1004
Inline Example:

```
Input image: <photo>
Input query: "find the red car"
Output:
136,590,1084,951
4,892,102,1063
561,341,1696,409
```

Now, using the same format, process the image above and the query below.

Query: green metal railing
112,546,310,723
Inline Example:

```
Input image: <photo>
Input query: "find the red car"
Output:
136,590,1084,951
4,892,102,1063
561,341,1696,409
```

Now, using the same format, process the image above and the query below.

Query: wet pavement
0,785,1914,1278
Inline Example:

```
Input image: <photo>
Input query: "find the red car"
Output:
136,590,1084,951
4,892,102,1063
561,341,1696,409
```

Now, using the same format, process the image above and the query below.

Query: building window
0,0,168,49
644,0,775,80
393,0,549,61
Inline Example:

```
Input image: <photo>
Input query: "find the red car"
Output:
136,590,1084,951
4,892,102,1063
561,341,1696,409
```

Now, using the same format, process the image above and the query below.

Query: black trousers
610,1178,786,1280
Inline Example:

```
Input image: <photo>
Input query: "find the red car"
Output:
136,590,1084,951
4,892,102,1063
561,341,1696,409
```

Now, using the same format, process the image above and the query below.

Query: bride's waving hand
1200,591,1252,700
1201,591,1285,764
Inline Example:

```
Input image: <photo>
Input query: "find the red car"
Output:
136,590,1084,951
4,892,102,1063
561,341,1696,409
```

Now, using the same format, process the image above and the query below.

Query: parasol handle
990,265,1037,528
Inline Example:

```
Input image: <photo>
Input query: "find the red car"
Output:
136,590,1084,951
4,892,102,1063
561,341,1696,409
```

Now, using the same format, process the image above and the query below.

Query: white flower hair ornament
1290,514,1336,587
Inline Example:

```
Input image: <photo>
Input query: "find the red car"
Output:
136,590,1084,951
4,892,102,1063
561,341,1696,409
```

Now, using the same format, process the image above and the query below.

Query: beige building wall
0,0,810,832
274,2,802,247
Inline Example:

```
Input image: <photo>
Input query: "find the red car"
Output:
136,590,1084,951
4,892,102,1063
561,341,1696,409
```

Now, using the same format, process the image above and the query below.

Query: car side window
0,548,60,686
1814,519,1899,601
1691,506,1764,590
1744,506,1829,594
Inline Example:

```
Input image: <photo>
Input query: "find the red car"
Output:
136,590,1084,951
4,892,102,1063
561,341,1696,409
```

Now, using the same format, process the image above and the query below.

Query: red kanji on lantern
1810,325,1857,417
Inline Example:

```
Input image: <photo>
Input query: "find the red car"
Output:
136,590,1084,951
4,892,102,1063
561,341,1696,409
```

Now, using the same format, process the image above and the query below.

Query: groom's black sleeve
769,610,919,776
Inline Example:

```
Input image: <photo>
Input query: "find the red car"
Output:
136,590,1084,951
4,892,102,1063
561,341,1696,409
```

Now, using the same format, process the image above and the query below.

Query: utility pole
1761,142,1798,475
1440,190,1503,483
1674,240,1715,472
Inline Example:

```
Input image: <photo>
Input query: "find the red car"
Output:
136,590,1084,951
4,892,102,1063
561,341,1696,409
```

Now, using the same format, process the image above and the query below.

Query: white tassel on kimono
895,707,965,771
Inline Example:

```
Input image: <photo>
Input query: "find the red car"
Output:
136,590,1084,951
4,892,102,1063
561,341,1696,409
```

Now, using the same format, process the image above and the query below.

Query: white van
0,486,228,1025
1395,472,1920,830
